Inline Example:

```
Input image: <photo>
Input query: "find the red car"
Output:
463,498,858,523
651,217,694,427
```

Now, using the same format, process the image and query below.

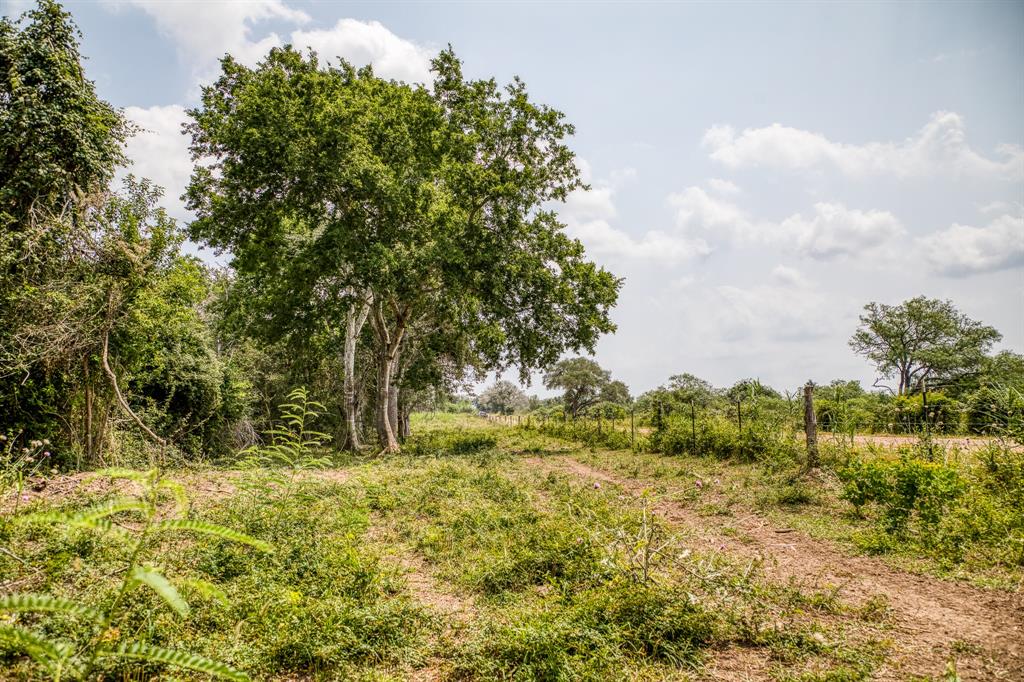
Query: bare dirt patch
366,516,476,682
527,455,1024,681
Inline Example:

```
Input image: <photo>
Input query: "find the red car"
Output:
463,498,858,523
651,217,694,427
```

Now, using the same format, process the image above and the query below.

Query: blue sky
5,0,1021,396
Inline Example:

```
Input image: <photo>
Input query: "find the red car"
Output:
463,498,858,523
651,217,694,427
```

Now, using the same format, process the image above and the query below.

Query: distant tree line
478,298,1021,437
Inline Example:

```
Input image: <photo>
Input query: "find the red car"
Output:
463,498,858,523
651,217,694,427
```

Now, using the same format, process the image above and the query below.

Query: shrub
838,455,962,535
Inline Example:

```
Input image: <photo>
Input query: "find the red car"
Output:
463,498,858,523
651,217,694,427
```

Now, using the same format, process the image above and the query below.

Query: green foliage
477,380,529,415
452,580,717,680
404,430,501,459
838,456,962,534
0,0,129,225
238,387,331,471
652,414,801,466
850,297,1001,396
2,468,264,680
544,357,613,418
185,44,620,451
106,642,249,682
837,446,1024,568
530,415,638,452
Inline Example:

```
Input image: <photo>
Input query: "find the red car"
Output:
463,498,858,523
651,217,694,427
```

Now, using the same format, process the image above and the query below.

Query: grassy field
1,414,1020,681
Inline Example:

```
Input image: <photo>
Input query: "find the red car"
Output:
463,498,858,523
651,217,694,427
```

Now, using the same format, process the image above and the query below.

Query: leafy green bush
837,448,1024,568
652,414,800,466
838,455,962,534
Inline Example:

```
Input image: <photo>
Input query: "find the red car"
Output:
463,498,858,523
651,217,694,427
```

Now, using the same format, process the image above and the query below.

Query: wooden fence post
690,399,697,456
804,381,819,469
630,408,635,450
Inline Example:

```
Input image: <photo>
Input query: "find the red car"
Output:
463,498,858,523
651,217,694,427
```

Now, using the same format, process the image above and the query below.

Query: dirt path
525,455,1024,681
365,512,475,682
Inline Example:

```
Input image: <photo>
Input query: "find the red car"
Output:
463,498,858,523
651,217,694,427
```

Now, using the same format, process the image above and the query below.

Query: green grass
540,431,1023,590
0,414,895,680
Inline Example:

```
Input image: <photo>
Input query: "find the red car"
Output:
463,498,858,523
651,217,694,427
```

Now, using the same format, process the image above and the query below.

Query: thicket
836,441,1024,569
1,1,619,466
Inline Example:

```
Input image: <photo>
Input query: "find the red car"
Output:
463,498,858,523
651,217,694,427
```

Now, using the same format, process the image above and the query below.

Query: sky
4,0,1022,397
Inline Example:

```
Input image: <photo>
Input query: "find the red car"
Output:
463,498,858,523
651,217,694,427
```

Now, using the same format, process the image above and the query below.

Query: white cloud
110,0,310,77
609,167,638,186
565,219,710,265
776,203,905,259
708,178,741,195
668,188,903,259
110,2,434,88
291,19,435,84
561,173,709,265
919,213,1024,277
563,185,617,221
121,105,193,221
770,265,808,288
707,279,831,344
702,111,1024,181
979,200,1020,215
669,187,753,235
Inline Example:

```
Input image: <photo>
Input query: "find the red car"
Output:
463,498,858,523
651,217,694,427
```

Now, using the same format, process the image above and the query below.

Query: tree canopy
477,380,528,415
543,357,618,418
185,45,620,451
850,297,1001,395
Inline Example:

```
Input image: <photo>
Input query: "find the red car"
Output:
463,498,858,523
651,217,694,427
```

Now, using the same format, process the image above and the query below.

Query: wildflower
695,479,703,489
593,481,601,489
42,439,50,445
42,451,50,458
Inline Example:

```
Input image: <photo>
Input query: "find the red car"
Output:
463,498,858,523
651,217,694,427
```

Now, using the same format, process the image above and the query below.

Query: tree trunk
375,353,399,453
370,300,407,454
388,380,400,443
342,296,371,450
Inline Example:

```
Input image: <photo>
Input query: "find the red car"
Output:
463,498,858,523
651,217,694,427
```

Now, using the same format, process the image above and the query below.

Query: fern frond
130,566,189,616
19,498,146,536
156,479,190,514
0,593,103,620
104,642,249,681
87,468,149,484
178,578,228,605
151,519,273,552
0,624,75,671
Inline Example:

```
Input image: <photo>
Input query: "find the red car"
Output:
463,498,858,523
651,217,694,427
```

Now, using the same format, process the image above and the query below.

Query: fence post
736,400,742,432
922,378,932,458
690,399,697,456
630,408,635,450
804,381,819,469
